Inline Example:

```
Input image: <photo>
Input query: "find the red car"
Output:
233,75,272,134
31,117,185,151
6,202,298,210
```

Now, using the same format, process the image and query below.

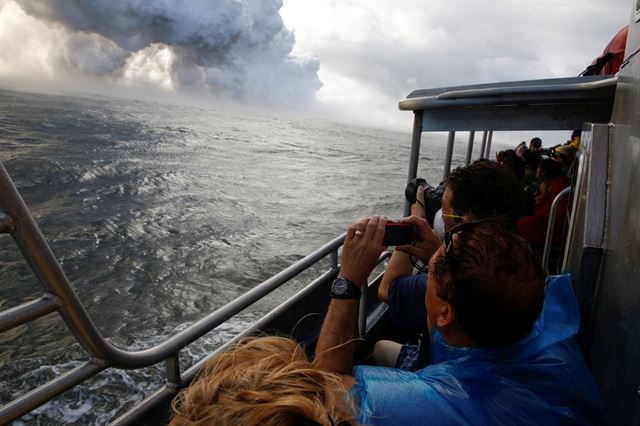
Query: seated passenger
170,336,355,426
315,217,609,425
522,150,542,188
517,159,571,250
529,136,543,152
522,150,543,213
376,161,525,370
497,149,525,182
514,141,528,158
537,157,563,181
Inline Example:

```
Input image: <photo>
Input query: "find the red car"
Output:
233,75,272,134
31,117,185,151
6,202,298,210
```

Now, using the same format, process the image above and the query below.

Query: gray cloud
2,0,631,133
59,32,130,76
303,1,630,98
283,0,630,132
17,0,321,104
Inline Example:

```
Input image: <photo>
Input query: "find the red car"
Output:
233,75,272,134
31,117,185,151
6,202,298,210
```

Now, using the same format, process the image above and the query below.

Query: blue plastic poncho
350,275,609,425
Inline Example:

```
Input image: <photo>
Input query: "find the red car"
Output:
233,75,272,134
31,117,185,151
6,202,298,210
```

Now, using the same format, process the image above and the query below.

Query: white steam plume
14,0,321,105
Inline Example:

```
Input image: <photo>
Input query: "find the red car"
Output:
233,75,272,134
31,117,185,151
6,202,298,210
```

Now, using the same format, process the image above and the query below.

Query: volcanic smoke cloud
17,0,322,105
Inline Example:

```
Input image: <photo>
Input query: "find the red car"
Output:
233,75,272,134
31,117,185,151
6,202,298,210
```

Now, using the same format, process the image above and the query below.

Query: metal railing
542,187,572,275
111,250,391,425
0,160,389,424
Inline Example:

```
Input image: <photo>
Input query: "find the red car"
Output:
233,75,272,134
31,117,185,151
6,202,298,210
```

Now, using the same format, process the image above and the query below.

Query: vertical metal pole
465,131,475,165
484,131,494,159
165,355,181,388
404,111,424,216
542,187,571,276
358,285,368,337
479,131,488,159
442,131,455,181
330,250,339,272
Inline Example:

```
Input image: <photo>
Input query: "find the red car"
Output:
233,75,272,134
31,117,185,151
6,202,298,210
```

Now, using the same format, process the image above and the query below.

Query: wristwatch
330,277,362,300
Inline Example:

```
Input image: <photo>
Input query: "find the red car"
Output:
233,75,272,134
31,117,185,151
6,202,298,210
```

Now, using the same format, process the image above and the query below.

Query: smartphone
383,221,415,246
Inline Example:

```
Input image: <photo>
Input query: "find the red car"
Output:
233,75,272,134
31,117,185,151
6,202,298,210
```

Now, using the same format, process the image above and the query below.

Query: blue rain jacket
350,274,609,425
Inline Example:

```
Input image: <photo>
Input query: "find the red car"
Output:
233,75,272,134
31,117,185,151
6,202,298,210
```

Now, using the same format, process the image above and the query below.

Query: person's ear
436,301,456,328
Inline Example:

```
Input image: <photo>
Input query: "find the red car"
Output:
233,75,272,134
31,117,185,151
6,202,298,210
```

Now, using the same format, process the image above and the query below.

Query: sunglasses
443,217,494,258
441,212,464,220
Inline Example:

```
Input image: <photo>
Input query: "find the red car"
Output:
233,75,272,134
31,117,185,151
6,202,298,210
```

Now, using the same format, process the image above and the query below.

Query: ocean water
0,88,476,424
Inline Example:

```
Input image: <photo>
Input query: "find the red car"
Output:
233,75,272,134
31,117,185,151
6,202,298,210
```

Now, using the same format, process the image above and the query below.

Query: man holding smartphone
314,215,608,425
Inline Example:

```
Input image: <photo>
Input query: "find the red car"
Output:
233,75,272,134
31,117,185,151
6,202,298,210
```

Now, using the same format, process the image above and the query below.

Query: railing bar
358,251,390,337
542,187,571,275
465,131,475,166
0,361,104,424
111,267,341,426
136,234,346,364
479,131,488,160
404,111,424,217
484,131,493,159
330,249,338,271
126,229,344,364
182,267,342,381
442,131,455,180
165,355,181,387
357,282,368,337
0,296,59,333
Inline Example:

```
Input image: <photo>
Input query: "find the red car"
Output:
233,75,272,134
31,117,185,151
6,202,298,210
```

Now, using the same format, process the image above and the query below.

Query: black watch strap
330,277,362,300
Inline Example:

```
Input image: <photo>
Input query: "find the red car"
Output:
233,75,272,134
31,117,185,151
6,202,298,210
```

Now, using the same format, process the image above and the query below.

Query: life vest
581,26,628,76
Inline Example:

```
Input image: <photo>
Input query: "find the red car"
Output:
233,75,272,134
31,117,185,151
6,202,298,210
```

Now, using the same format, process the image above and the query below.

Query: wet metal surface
586,14,640,426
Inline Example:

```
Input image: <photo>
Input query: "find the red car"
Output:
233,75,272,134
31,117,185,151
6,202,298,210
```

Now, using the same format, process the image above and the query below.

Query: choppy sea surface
0,88,476,424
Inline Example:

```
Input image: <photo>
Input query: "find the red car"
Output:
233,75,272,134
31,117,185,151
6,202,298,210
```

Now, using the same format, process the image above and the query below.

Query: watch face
333,279,348,295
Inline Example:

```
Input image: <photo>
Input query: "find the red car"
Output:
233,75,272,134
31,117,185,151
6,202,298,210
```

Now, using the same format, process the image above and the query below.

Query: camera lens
404,178,445,227
405,178,427,204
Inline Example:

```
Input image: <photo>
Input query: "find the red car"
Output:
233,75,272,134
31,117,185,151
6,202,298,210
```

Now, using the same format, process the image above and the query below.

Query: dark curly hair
433,220,544,348
446,161,525,226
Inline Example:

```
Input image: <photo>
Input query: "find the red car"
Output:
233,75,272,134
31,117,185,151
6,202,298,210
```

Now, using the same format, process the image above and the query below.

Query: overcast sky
0,0,633,140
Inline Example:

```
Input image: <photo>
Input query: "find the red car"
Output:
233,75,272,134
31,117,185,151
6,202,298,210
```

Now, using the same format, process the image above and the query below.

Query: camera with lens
405,178,445,227
539,146,555,157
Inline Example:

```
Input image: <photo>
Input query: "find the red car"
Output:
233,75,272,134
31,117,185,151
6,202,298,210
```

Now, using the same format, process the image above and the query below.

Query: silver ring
355,230,364,236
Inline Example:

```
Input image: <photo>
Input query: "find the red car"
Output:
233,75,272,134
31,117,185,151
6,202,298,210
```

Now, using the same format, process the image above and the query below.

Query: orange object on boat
581,26,628,76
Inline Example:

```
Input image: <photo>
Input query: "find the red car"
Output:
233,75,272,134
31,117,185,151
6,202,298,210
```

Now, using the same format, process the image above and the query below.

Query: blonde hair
170,336,355,426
